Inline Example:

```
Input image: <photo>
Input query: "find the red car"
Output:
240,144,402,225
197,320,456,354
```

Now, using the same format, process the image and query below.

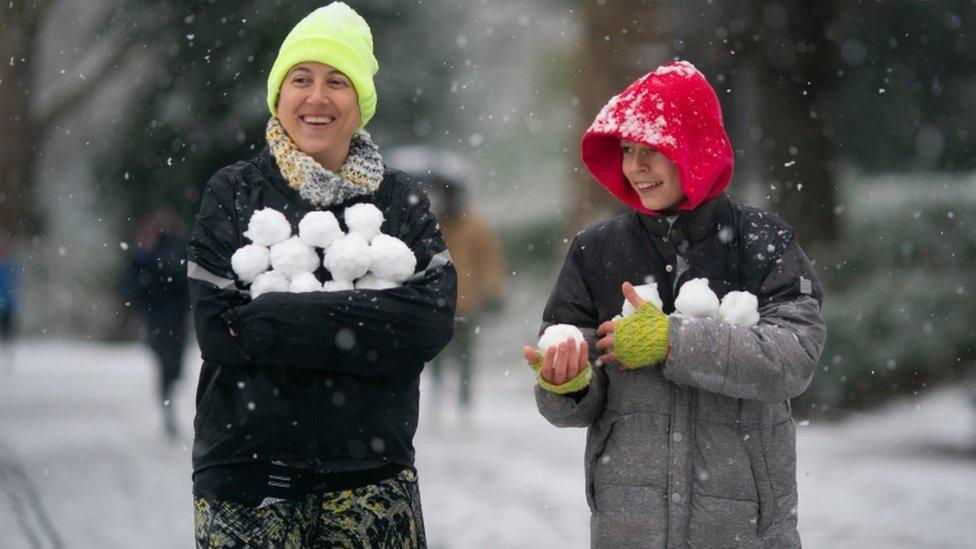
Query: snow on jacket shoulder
187,148,456,472
535,194,825,548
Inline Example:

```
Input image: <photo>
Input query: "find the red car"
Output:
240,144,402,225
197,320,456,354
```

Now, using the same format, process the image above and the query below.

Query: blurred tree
0,2,36,240
0,2,132,241
684,1,976,244
741,0,841,244
570,0,672,233
831,1,976,172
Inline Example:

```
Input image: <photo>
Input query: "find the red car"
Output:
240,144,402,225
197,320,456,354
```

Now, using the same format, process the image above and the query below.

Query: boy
523,60,826,548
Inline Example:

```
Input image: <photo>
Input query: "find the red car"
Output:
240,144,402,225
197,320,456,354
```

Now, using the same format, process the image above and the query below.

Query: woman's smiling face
620,139,685,214
277,62,360,171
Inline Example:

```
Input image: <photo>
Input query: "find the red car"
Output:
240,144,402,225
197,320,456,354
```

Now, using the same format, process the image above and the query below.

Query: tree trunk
749,0,840,245
570,0,672,234
0,2,43,241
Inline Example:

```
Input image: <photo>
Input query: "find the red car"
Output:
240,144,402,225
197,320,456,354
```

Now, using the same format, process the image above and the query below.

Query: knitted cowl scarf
265,117,385,208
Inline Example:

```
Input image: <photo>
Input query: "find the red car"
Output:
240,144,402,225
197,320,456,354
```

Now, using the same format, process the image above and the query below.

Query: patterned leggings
194,469,426,548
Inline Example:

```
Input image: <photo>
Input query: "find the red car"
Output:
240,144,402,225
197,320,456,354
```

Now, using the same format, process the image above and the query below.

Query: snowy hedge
795,176,976,415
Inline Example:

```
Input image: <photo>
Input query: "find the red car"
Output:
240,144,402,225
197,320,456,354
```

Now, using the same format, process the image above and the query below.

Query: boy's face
621,139,685,214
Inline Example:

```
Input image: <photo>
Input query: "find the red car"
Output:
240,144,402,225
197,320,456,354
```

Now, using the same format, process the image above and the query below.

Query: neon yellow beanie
266,2,379,130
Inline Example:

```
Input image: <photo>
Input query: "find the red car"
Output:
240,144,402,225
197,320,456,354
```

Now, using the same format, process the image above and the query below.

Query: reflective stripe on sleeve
407,249,453,282
187,260,237,290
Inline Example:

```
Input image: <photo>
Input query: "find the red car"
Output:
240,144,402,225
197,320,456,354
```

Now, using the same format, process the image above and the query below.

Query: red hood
581,60,734,215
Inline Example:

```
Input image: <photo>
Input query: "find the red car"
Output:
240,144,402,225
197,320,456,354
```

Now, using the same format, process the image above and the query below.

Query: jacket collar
636,193,731,243
255,146,297,196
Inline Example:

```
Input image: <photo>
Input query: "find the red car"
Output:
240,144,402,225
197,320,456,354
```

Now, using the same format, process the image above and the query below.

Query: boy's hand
596,282,646,370
522,337,589,385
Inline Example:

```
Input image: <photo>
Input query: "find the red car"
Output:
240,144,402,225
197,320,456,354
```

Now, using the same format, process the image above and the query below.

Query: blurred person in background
0,238,18,374
388,146,506,412
186,3,455,546
120,207,189,439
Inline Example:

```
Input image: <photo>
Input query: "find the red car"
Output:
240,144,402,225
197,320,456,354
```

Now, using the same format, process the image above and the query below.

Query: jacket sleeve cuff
221,305,274,360
536,364,593,395
526,348,594,395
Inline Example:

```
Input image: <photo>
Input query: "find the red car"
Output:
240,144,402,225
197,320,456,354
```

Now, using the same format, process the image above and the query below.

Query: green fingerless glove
527,351,593,394
539,366,593,394
614,303,670,369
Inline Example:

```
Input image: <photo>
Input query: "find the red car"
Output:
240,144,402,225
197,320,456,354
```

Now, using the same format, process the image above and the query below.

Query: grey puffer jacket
535,194,826,548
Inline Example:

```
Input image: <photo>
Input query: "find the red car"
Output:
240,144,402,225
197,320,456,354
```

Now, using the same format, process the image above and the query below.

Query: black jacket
121,234,189,339
544,193,823,322
187,148,456,473
535,194,826,547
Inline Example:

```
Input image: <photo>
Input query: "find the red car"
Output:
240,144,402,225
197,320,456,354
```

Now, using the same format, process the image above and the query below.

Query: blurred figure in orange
389,147,506,410
121,208,189,438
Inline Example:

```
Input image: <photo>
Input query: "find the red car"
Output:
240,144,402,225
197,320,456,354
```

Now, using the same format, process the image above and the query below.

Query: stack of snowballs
230,204,416,298
669,278,759,327
538,278,760,352
616,278,760,327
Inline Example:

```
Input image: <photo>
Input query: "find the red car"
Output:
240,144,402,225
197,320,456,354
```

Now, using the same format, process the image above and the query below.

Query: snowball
298,211,343,249
231,244,269,283
674,278,720,319
289,272,323,293
719,291,760,327
344,203,384,241
323,233,371,282
621,282,664,317
250,270,289,298
269,236,319,279
369,234,416,283
537,324,586,353
355,272,399,290
322,279,355,292
243,208,291,246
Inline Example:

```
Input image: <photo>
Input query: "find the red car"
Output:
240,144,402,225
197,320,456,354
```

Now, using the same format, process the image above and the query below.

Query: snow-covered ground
1,284,975,548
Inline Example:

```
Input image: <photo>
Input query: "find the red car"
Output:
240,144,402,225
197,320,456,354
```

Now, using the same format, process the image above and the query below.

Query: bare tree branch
36,50,124,135
35,2,172,136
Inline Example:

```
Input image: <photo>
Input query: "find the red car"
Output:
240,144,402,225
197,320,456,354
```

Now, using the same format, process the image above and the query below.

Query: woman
523,60,826,547
187,3,456,546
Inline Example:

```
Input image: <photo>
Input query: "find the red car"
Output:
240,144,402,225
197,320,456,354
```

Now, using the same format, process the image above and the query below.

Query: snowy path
1,332,974,547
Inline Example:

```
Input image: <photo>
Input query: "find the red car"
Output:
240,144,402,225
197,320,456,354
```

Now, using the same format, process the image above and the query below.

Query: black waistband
193,462,407,506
